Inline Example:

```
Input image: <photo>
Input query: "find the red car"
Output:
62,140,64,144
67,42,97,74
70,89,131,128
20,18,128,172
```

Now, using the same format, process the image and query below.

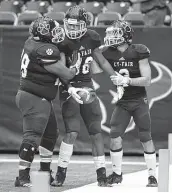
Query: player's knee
110,127,123,139
23,133,40,148
110,136,122,150
110,119,125,138
141,139,155,153
87,121,101,135
63,116,80,134
89,132,102,141
63,132,78,144
139,131,152,143
19,142,36,162
40,135,57,152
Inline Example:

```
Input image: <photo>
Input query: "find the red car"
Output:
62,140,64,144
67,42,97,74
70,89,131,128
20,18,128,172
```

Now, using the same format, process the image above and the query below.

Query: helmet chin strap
110,42,129,53
110,41,126,49
110,45,117,49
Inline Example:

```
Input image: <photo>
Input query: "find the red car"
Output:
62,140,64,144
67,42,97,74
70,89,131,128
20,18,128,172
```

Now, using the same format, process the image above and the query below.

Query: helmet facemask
51,21,65,43
104,26,125,47
64,18,87,39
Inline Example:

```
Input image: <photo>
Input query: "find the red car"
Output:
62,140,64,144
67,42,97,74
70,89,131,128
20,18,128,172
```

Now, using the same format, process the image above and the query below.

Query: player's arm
89,31,117,75
46,56,87,104
36,45,80,80
93,45,125,101
90,60,103,74
52,51,81,83
43,52,77,80
93,46,117,76
129,44,151,86
129,58,151,87
110,44,151,87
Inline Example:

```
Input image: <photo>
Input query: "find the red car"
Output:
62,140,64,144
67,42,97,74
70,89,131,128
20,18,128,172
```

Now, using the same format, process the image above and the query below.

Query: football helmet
64,5,89,39
29,16,65,43
104,20,134,47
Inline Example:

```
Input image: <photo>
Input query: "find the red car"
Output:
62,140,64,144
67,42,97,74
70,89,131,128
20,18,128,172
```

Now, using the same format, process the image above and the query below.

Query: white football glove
111,92,119,104
70,53,82,75
110,72,130,87
117,86,125,100
110,86,125,104
68,87,89,104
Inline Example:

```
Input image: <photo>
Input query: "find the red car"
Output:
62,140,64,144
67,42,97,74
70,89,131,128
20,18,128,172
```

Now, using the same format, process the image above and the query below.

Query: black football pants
110,96,152,142
16,90,58,150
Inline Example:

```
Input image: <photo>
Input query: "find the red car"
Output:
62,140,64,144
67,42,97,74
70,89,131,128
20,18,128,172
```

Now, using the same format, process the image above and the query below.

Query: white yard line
0,158,159,166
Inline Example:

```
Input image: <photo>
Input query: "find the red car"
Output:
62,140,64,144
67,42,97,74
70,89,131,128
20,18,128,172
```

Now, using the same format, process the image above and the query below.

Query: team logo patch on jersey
46,48,53,55
119,57,125,61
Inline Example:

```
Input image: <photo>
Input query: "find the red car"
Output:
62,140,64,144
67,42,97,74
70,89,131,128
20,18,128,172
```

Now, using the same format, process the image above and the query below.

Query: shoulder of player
61,36,72,45
36,43,60,58
86,29,100,41
97,45,108,53
131,44,150,54
57,37,72,52
25,37,31,43
24,37,33,48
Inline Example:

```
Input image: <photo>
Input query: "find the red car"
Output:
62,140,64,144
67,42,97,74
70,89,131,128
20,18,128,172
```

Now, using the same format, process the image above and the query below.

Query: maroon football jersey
102,44,150,100
59,29,101,86
19,37,60,100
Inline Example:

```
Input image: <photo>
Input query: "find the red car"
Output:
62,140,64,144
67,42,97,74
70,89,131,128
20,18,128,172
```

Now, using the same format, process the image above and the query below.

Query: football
77,87,96,104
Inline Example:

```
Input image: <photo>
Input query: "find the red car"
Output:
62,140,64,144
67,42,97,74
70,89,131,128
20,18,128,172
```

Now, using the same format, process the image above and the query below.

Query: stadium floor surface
0,154,158,192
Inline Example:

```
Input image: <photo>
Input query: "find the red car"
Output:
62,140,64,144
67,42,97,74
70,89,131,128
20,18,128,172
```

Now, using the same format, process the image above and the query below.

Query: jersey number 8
21,51,30,78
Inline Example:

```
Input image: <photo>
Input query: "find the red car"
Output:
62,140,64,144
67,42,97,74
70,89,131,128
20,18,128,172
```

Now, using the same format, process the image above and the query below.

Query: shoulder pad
36,44,60,62
87,29,101,49
132,44,150,59
87,29,101,41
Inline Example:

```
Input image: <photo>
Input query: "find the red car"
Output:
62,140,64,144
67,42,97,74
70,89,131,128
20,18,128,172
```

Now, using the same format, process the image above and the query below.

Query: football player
100,20,158,187
15,16,83,187
51,5,118,187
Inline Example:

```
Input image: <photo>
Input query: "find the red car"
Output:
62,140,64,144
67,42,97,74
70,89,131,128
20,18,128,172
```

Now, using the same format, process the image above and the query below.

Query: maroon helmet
64,5,89,39
29,16,65,43
104,20,134,47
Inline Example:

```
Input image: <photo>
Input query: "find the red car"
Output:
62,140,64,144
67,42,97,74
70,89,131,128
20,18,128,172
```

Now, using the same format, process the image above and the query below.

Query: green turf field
0,154,150,192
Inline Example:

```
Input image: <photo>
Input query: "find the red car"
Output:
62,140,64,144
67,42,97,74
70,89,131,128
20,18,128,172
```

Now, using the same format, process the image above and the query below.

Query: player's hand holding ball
68,87,86,104
77,87,96,104
68,87,96,104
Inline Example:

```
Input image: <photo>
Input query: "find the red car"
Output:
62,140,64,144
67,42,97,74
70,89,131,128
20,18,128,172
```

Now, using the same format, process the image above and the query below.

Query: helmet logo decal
37,22,50,35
